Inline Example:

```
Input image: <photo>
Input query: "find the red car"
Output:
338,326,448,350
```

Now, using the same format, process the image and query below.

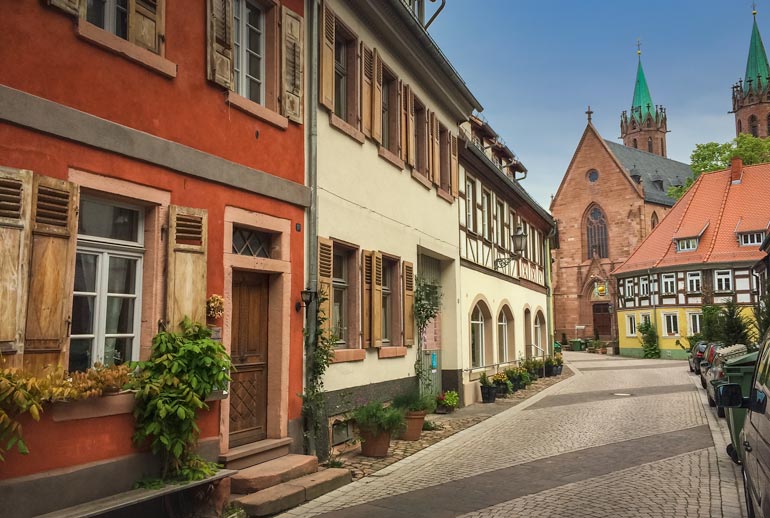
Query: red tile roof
613,162,770,275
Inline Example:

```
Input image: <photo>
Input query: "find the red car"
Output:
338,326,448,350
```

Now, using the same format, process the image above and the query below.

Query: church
550,52,692,344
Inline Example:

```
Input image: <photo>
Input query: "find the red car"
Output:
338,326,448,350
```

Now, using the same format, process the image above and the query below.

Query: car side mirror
716,384,746,408
750,388,767,414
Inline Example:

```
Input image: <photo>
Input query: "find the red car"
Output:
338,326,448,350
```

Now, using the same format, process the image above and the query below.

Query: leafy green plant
719,298,753,345
392,390,436,413
519,370,532,386
544,357,555,368
436,390,459,409
422,419,441,431
414,277,442,393
754,280,770,340
351,402,405,435
478,372,493,387
130,318,231,481
553,353,563,367
637,320,660,358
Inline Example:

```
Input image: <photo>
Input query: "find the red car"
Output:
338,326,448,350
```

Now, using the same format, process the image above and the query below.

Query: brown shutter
207,0,234,89
429,112,440,186
371,251,383,347
362,250,372,347
405,85,415,166
320,3,335,111
47,0,80,16
318,237,333,335
129,0,164,54
402,261,414,346
398,80,406,160
25,175,79,358
167,206,208,330
371,49,383,144
282,6,304,123
450,135,459,197
0,169,33,356
361,44,373,137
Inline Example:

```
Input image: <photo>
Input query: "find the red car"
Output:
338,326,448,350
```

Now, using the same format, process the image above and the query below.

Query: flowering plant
206,294,225,319
436,390,459,409
491,372,509,384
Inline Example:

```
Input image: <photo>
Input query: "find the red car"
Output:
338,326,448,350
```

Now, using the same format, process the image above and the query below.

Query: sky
427,0,759,211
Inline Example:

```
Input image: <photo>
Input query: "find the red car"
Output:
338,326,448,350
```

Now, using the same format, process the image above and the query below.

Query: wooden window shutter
0,169,33,356
167,206,208,330
397,80,406,160
320,3,335,110
450,135,459,197
361,44,374,137
371,49,383,144
207,0,234,89
405,85,415,166
25,175,79,357
282,6,304,123
429,112,440,186
371,251,383,347
47,0,80,16
361,250,373,347
402,261,414,346
317,237,334,335
129,0,165,54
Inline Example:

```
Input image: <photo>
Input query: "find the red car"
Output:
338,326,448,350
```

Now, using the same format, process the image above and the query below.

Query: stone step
231,454,319,494
219,438,293,470
234,468,352,517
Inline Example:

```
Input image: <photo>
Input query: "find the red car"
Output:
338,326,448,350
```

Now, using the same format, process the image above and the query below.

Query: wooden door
229,271,269,447
592,303,611,338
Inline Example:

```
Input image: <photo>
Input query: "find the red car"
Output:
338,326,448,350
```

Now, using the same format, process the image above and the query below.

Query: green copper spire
744,12,770,92
631,55,654,123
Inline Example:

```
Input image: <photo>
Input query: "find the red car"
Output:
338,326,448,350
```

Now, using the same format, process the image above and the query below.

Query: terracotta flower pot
402,411,426,441
359,429,392,457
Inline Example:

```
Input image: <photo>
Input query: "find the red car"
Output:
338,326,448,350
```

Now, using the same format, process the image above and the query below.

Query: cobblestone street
281,352,746,517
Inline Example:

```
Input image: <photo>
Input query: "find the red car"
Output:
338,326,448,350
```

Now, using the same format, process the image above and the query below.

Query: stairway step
231,454,318,494
234,468,352,517
219,438,293,470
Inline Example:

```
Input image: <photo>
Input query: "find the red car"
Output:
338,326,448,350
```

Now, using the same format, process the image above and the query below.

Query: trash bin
570,339,583,352
553,342,562,354
723,351,758,462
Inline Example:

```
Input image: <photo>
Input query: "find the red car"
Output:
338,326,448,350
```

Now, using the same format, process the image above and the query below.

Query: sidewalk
334,366,575,480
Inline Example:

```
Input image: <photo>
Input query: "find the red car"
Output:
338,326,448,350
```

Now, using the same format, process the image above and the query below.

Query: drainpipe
545,226,556,354
304,0,320,458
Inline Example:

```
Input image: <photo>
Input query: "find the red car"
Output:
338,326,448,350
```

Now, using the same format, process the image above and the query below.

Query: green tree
719,299,753,346
754,280,770,341
637,321,660,359
668,134,770,199
700,304,723,342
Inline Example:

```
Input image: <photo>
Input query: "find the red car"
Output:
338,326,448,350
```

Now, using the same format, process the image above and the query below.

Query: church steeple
733,9,770,138
620,46,668,157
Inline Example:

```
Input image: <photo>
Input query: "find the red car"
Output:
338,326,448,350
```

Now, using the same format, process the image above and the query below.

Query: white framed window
465,178,476,233
663,313,679,336
639,276,649,296
382,259,395,344
481,191,492,241
686,271,701,293
497,312,508,363
740,232,765,246
471,305,485,368
661,273,676,295
86,0,129,39
640,313,651,326
676,238,698,252
624,279,635,299
714,270,733,292
332,248,349,346
234,0,266,104
70,198,144,372
626,314,636,336
688,313,702,335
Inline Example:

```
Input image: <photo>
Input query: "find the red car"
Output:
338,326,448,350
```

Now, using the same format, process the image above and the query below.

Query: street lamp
494,225,528,269
296,288,317,312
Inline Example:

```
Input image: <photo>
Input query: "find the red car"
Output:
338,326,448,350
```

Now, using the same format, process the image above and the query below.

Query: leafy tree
754,280,770,341
668,134,770,199
637,321,660,358
719,299,753,346
700,304,723,343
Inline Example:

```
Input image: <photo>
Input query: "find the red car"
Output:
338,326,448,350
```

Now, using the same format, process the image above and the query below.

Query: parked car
718,332,770,518
705,355,728,417
700,342,724,389
688,341,708,374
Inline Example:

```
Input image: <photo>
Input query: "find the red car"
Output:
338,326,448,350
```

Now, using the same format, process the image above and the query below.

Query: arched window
750,115,759,137
632,138,638,149
651,211,659,230
534,312,546,351
523,308,532,358
660,138,665,156
497,312,508,363
647,137,653,153
586,206,609,259
738,119,743,134
471,305,485,368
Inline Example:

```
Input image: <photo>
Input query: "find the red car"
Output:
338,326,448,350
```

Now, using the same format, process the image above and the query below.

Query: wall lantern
296,288,317,312
494,226,528,269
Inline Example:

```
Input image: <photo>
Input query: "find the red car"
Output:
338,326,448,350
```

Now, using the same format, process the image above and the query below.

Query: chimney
731,156,743,183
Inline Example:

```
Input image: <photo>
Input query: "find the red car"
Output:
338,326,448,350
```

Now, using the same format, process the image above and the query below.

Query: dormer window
740,232,765,246
652,180,664,190
676,238,698,252
493,156,501,169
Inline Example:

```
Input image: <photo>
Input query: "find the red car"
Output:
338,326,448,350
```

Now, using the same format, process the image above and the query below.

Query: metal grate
0,178,22,220
233,227,272,258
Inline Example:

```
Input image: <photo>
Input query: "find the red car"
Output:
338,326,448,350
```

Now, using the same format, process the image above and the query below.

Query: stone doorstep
219,438,293,470
234,468,352,517
231,454,319,494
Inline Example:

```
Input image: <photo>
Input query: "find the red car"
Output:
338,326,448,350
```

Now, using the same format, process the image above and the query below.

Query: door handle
744,440,753,452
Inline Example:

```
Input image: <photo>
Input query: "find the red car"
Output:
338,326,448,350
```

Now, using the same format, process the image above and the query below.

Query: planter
359,429,392,457
402,411,427,441
554,365,563,375
435,404,454,414
495,383,508,397
480,385,497,403
544,365,555,377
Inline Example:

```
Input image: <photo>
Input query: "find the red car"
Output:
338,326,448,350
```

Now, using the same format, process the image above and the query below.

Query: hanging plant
206,294,225,320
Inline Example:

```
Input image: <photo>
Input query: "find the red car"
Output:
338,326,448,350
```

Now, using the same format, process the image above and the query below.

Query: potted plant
553,353,564,375
435,390,459,414
479,372,496,403
504,368,521,392
491,372,511,396
393,391,436,441
352,401,405,457
544,356,555,377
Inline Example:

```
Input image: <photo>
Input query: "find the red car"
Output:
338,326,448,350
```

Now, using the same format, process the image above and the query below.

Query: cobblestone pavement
281,352,746,517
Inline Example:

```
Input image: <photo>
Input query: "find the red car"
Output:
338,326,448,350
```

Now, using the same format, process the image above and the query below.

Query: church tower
620,50,668,157
732,9,770,138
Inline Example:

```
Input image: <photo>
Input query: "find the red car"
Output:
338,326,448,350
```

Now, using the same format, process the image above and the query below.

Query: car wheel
717,406,726,418
689,362,695,372
708,394,716,407
701,376,707,389
744,467,756,518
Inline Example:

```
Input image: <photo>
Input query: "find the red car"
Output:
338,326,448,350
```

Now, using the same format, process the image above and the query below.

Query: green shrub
637,321,660,359
436,390,459,408
352,402,405,435
392,390,436,413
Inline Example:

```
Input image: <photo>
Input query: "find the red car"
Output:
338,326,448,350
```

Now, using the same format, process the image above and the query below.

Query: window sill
77,20,177,79
436,188,454,204
329,113,365,144
227,92,288,130
411,169,433,190
378,146,405,170
332,348,366,363
377,346,408,359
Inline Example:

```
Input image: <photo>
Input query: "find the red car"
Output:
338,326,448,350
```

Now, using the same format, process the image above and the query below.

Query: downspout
304,0,320,457
545,226,556,354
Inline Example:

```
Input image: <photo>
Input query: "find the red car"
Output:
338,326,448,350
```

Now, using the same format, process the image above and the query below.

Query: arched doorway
524,308,532,358
470,301,493,368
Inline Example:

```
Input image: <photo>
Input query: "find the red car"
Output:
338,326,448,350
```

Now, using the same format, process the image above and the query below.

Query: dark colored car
689,341,708,374
718,332,770,518
705,354,728,417
700,342,724,389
